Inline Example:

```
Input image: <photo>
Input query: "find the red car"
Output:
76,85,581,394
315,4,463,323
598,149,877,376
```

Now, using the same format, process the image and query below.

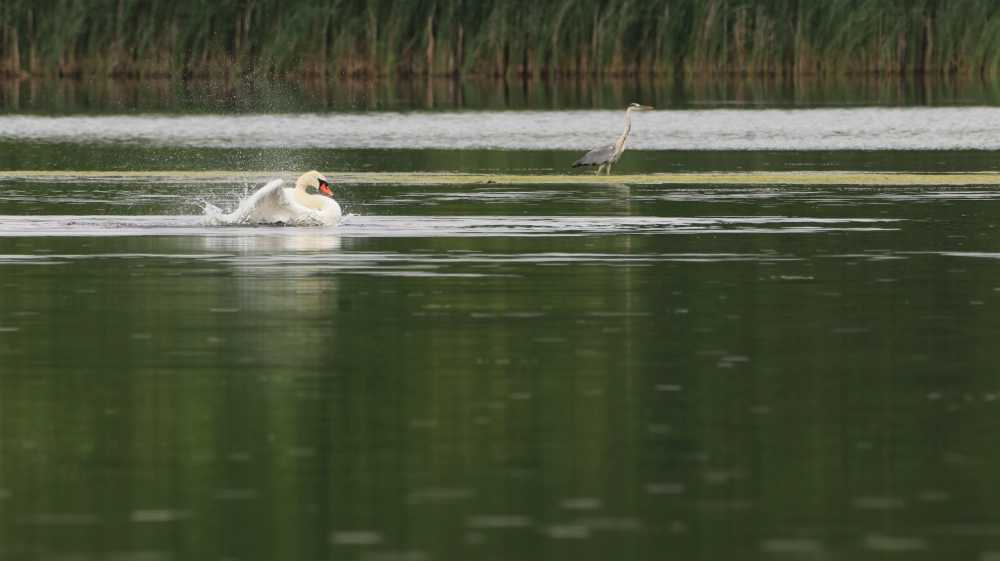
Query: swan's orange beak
318,179,334,197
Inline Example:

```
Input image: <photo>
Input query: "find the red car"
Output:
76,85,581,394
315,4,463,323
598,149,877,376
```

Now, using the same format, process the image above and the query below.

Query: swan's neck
292,182,326,210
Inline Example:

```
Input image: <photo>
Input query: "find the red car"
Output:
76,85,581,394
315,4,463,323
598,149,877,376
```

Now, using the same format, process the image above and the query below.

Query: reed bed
3,0,1000,79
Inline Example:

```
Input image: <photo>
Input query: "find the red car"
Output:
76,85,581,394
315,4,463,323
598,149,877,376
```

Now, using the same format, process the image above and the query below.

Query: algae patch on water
3,171,1000,186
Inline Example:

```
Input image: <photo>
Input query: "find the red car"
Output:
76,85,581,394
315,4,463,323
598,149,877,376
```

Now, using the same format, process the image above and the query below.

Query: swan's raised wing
227,179,295,224
246,179,285,206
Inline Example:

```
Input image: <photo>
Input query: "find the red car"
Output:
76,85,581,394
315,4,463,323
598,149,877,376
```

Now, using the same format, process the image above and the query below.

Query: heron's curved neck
612,108,634,152
621,107,633,141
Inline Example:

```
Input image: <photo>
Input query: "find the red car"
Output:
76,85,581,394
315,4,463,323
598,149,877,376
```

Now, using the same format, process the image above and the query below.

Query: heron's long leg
595,164,604,175
606,163,613,175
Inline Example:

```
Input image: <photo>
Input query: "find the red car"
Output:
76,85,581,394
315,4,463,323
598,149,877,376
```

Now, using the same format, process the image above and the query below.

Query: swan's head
295,170,334,198
628,102,654,111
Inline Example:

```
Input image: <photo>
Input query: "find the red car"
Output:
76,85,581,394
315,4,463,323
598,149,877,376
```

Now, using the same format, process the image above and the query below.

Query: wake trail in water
0,214,900,238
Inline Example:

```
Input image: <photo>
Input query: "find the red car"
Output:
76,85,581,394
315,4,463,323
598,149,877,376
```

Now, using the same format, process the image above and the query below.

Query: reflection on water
3,175,1000,560
3,75,1000,114
202,232,343,254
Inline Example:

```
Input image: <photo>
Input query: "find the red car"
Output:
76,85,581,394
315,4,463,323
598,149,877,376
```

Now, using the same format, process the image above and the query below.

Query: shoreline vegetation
3,1,1000,80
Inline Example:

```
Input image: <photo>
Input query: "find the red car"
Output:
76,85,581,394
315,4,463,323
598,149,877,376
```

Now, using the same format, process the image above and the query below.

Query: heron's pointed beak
642,105,654,110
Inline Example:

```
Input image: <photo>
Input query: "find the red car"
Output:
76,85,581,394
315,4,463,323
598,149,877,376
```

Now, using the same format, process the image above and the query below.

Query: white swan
207,171,343,226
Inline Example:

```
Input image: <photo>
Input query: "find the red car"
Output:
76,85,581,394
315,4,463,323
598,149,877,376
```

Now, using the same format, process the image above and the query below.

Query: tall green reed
3,0,1000,78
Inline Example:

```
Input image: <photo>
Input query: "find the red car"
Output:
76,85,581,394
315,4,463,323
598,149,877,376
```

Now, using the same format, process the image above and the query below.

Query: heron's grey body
572,103,652,174
574,143,618,167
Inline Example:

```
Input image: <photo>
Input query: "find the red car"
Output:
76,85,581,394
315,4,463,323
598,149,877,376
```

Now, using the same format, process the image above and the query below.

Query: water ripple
0,214,900,238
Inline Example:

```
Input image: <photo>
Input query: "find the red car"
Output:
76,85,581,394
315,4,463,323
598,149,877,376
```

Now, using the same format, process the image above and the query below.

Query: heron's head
296,170,334,198
628,102,654,111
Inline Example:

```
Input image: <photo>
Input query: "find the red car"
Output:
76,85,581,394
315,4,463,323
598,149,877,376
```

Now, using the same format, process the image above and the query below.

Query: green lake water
2,78,1000,561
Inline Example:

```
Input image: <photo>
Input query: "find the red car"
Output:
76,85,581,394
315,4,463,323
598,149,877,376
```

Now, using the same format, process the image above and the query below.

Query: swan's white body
207,172,342,226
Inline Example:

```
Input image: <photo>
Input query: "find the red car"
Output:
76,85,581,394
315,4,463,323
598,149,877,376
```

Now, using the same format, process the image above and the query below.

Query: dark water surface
5,75,1000,113
2,174,1000,561
3,78,1000,561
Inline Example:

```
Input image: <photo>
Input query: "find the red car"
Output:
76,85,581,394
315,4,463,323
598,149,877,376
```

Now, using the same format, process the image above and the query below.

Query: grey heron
572,102,653,174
